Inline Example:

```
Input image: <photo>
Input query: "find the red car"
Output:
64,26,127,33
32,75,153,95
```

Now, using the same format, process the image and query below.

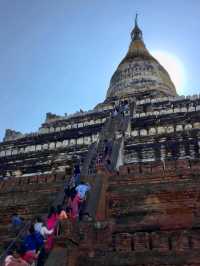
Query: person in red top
45,207,58,252
68,193,83,221
4,247,28,266
46,207,58,230
21,250,39,265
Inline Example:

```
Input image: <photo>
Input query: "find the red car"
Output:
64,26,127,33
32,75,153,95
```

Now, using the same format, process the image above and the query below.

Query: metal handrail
0,173,67,265
0,221,31,265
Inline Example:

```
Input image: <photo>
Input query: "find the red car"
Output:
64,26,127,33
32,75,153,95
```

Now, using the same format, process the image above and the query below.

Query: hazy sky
0,0,200,141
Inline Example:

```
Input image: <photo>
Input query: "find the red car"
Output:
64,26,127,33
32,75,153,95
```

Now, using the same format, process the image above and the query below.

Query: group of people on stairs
2,101,131,266
64,164,91,221
111,100,129,118
4,204,69,266
96,138,113,172
3,164,91,266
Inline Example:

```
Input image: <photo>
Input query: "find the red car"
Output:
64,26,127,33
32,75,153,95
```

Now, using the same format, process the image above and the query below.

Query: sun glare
151,51,186,94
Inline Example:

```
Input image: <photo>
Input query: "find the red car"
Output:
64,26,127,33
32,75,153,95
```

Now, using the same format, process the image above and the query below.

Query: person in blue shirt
23,224,44,252
11,213,24,235
11,213,22,226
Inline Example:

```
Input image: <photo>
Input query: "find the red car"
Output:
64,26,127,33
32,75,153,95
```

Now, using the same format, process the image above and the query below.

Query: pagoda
1,17,200,266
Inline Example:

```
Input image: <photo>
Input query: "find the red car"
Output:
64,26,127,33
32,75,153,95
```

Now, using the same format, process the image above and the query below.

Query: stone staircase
88,113,130,172
81,113,130,219
81,143,97,177
46,114,131,265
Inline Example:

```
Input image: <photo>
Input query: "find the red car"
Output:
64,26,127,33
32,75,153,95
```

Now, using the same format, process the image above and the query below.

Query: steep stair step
84,174,102,219
44,246,68,266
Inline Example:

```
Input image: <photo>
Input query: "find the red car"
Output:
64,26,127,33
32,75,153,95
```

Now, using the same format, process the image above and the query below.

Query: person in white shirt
34,217,54,238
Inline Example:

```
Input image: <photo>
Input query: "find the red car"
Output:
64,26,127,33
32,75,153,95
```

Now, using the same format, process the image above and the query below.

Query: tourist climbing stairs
80,112,130,220
86,112,129,174
81,142,97,177
42,112,131,265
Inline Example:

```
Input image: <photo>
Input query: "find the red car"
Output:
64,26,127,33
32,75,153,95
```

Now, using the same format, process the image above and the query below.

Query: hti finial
135,13,138,26
131,13,143,41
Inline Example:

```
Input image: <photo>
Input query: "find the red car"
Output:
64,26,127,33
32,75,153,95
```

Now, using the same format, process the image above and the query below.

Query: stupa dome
106,16,177,99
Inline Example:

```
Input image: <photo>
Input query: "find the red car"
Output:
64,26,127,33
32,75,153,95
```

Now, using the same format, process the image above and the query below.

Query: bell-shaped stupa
106,15,177,99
